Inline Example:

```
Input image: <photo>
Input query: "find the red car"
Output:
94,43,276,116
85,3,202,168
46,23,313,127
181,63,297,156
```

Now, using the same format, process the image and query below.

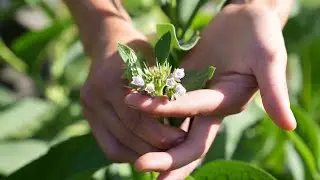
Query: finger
110,89,186,150
157,159,201,180
125,90,224,117
87,97,161,154
83,109,139,163
254,44,296,130
135,116,221,172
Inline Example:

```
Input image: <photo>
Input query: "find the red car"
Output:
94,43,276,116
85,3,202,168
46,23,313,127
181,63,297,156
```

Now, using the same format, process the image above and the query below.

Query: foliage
0,0,320,179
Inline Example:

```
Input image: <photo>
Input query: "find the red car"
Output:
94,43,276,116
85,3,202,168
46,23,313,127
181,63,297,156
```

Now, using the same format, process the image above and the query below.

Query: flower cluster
130,62,187,100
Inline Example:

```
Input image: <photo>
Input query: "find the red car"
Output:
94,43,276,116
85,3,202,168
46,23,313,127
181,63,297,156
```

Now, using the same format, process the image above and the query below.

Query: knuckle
259,45,277,63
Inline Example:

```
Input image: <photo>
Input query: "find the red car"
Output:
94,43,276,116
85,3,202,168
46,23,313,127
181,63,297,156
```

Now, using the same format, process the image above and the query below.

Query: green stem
170,0,177,25
0,38,27,73
180,1,205,39
39,1,56,20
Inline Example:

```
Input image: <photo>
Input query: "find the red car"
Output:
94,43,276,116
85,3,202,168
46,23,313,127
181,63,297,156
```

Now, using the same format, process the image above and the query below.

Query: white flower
145,83,155,93
173,68,185,80
166,77,176,88
175,84,186,96
131,75,145,87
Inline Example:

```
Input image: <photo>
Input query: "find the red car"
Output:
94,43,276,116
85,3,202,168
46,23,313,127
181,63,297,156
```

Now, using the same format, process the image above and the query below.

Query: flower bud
166,77,176,88
175,84,186,96
173,68,185,80
145,83,155,93
131,75,145,87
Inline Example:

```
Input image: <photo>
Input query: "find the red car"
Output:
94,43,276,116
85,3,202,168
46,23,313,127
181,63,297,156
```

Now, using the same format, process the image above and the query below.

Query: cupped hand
125,4,296,179
80,18,186,164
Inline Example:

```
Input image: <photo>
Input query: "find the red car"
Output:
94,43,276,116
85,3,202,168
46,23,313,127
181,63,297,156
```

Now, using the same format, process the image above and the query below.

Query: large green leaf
7,134,111,180
155,32,171,65
157,23,200,51
182,66,215,91
12,19,72,69
194,160,276,180
0,140,48,175
0,98,55,140
0,86,16,108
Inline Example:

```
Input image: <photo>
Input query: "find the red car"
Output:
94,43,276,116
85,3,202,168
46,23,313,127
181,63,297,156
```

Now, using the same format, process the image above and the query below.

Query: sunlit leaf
7,134,111,180
194,160,276,180
0,140,48,175
0,98,55,140
12,19,72,69
157,23,200,51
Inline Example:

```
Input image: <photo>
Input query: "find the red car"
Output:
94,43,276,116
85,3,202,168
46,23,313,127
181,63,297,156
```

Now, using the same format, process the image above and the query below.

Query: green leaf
12,19,72,69
0,140,48,175
286,131,320,179
131,165,153,180
0,86,16,108
157,23,200,51
203,130,226,163
230,115,273,161
286,142,305,180
182,66,215,91
0,98,55,140
118,43,143,79
291,105,320,170
7,134,111,180
194,160,276,180
0,38,27,73
105,164,132,180
155,32,171,65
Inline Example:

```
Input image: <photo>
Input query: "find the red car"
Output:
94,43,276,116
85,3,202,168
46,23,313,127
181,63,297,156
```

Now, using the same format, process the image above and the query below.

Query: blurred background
1,0,320,180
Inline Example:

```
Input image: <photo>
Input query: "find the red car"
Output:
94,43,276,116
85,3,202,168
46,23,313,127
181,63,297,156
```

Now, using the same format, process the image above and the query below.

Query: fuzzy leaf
117,43,143,80
156,23,200,51
155,32,171,65
182,66,215,91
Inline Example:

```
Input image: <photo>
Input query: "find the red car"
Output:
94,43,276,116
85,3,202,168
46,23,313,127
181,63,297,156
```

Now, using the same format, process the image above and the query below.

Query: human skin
65,0,295,179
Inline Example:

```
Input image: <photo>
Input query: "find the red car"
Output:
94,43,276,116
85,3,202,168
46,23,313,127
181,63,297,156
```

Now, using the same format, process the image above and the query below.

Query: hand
125,4,296,179
80,18,186,163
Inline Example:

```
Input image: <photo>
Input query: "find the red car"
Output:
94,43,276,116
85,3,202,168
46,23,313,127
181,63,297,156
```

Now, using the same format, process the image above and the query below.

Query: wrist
84,18,146,61
65,0,145,60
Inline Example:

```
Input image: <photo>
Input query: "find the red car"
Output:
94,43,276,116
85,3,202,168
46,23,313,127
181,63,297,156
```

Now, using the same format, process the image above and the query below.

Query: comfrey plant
118,24,215,101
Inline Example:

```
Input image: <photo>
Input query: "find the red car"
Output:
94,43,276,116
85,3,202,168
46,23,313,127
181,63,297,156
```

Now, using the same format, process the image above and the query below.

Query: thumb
255,50,296,130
